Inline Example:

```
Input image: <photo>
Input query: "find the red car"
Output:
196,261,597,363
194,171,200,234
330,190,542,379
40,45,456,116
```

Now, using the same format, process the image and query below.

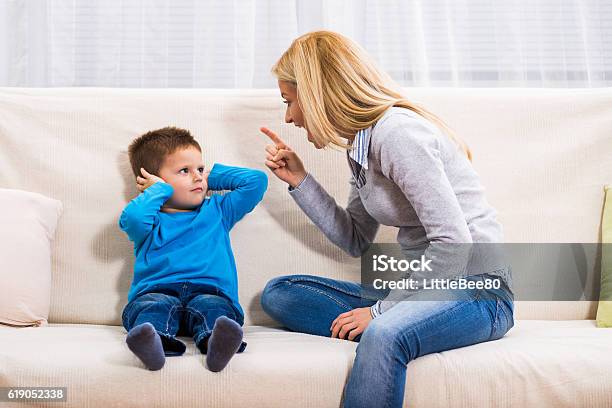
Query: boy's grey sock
206,316,243,372
126,322,165,371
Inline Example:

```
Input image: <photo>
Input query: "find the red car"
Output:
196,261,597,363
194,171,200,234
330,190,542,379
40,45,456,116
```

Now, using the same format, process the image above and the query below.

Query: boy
119,126,267,372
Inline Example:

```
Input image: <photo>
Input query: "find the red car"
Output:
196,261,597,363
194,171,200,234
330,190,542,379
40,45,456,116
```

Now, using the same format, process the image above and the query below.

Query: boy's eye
179,167,205,174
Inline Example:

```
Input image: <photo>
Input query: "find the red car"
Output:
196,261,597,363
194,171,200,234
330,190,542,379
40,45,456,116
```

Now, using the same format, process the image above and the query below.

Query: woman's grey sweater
288,107,511,316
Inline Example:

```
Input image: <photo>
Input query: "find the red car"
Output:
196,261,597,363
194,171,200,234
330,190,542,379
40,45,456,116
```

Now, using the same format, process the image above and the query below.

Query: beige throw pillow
0,189,63,327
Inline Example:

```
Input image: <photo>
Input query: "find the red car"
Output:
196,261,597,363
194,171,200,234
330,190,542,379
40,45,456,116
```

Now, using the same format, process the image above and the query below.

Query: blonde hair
271,30,472,162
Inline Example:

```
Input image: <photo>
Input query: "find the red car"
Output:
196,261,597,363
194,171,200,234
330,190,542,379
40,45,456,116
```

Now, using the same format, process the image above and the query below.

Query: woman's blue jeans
122,281,247,355
260,273,514,408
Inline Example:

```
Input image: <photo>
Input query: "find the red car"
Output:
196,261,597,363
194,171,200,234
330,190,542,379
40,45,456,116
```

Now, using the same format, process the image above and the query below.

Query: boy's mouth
191,187,203,192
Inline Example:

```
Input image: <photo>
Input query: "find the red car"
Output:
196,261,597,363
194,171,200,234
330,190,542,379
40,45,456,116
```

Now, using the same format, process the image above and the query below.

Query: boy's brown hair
127,126,202,178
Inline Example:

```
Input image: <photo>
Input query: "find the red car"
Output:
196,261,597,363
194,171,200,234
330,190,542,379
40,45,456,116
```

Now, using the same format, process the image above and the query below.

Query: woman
259,30,514,408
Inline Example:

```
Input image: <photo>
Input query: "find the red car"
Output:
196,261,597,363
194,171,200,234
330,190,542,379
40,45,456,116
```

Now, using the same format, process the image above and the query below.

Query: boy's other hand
136,168,166,193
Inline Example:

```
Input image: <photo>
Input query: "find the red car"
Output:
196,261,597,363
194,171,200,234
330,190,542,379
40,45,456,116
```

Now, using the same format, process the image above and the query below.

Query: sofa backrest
1,88,610,325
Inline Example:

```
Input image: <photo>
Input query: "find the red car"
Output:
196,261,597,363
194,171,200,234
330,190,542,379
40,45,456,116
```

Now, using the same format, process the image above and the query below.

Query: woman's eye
283,100,290,105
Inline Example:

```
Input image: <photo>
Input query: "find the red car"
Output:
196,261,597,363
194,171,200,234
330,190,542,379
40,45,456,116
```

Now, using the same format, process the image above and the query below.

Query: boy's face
158,146,208,213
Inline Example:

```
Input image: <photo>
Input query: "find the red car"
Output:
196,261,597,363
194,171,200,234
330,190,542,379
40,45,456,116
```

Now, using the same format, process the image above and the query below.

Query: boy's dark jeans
122,281,247,356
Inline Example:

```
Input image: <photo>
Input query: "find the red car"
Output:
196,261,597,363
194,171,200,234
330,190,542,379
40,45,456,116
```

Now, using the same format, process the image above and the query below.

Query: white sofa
1,87,611,407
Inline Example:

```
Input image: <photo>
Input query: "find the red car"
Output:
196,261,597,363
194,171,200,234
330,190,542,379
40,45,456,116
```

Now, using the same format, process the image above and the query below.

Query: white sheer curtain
1,0,609,88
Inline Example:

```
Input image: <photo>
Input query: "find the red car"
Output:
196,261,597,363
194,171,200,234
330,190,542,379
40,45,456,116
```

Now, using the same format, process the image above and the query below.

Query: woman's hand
330,307,373,341
136,168,166,193
260,127,307,188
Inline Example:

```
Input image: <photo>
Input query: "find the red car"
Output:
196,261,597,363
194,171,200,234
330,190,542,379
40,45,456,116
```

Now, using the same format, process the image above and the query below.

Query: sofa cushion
0,188,63,327
1,88,611,324
0,321,611,407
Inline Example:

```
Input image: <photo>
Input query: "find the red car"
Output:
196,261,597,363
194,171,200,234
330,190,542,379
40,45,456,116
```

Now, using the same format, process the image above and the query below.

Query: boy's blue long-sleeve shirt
119,163,268,317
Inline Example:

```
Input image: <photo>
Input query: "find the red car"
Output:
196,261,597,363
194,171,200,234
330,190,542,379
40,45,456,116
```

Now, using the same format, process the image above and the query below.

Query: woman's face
278,80,324,149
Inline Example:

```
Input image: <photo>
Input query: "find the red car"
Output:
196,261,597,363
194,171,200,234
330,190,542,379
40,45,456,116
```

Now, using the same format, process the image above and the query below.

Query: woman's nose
285,110,293,124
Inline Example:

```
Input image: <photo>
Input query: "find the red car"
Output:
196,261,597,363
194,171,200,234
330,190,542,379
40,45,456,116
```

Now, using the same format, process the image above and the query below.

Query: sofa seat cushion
0,321,611,407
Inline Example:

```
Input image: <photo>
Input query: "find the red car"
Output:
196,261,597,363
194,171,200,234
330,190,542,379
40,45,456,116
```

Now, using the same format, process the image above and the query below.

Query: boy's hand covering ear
136,168,166,192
